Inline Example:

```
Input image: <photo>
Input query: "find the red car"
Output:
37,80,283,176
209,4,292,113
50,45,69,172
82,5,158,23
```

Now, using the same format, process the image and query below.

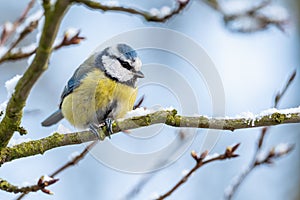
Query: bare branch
15,141,97,199
123,130,190,200
224,143,294,199
73,0,190,22
51,141,97,177
156,143,240,200
0,0,36,46
254,143,294,166
8,20,40,52
0,30,85,64
274,70,297,107
133,95,145,110
53,30,85,50
202,0,289,33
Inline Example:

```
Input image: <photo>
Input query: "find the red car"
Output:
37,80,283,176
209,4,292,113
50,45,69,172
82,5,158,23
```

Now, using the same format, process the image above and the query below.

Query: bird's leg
105,118,113,139
89,118,113,139
89,123,102,140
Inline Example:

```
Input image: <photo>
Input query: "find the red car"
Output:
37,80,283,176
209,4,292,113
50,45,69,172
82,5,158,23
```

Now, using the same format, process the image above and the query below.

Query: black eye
117,58,132,70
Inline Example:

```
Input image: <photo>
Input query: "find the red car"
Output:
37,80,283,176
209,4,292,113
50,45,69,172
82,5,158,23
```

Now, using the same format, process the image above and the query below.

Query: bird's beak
133,71,144,78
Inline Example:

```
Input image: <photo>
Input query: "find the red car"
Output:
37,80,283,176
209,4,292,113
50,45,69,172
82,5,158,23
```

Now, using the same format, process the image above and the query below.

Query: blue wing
59,64,94,108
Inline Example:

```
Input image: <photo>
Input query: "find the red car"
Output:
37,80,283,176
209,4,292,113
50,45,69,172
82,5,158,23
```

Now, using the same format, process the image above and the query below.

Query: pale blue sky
0,1,299,200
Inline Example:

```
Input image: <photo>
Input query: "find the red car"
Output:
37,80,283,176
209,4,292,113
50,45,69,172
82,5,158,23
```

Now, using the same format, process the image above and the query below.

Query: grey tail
41,110,64,127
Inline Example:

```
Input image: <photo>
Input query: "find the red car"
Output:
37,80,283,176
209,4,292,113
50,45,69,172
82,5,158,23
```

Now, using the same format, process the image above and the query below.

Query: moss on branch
0,176,59,195
0,178,40,194
0,109,299,166
0,132,96,166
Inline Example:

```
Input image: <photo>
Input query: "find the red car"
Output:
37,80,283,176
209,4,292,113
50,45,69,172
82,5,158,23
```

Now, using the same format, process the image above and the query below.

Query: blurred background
0,0,299,199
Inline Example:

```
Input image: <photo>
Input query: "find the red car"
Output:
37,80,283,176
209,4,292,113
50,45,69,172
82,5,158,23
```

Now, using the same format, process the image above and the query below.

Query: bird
41,43,144,138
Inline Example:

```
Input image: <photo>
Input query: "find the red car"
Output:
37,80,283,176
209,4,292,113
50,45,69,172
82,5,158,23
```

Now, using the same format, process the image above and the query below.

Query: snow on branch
73,0,190,22
0,107,299,166
0,28,85,64
223,70,297,200
203,0,289,33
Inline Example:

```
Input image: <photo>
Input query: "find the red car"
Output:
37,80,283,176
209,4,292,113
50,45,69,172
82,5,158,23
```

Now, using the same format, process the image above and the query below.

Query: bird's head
95,43,144,87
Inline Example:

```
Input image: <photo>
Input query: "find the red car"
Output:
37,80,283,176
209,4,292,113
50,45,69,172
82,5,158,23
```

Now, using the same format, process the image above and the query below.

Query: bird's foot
89,118,113,139
89,123,102,140
104,118,113,139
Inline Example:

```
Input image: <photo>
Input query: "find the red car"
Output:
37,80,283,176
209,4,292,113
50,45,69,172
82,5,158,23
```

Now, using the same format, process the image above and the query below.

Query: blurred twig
123,130,191,200
274,70,297,107
133,95,145,110
15,141,97,199
0,0,36,46
156,144,240,200
51,141,97,177
202,0,289,33
0,29,85,64
73,0,190,22
224,70,297,200
0,0,71,149
6,20,39,53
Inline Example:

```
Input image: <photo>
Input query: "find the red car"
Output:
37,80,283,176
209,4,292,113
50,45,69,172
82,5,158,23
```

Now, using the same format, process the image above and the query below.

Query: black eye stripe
117,58,132,70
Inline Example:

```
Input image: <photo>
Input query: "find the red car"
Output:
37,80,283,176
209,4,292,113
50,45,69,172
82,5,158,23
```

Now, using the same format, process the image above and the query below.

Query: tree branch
0,0,71,148
15,141,97,199
73,0,190,22
0,176,58,195
0,108,299,166
0,131,96,166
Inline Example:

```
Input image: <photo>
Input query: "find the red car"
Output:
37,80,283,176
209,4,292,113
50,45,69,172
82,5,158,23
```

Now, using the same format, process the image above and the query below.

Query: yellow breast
61,69,137,128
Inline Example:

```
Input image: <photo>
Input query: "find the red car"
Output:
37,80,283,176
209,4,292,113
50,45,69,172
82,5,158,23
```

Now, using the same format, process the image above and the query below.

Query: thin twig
133,95,145,110
274,70,296,107
0,0,36,46
7,20,40,52
123,130,190,200
15,141,97,199
50,141,97,177
0,14,42,63
224,70,297,200
156,144,240,199
0,30,85,64
202,0,289,33
74,0,190,22
0,177,58,195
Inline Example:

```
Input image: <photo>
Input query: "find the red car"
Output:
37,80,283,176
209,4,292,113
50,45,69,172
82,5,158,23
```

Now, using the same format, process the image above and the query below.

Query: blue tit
42,43,144,138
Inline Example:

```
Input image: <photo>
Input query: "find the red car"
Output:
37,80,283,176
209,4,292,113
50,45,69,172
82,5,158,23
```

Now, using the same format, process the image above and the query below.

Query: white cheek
102,55,134,82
